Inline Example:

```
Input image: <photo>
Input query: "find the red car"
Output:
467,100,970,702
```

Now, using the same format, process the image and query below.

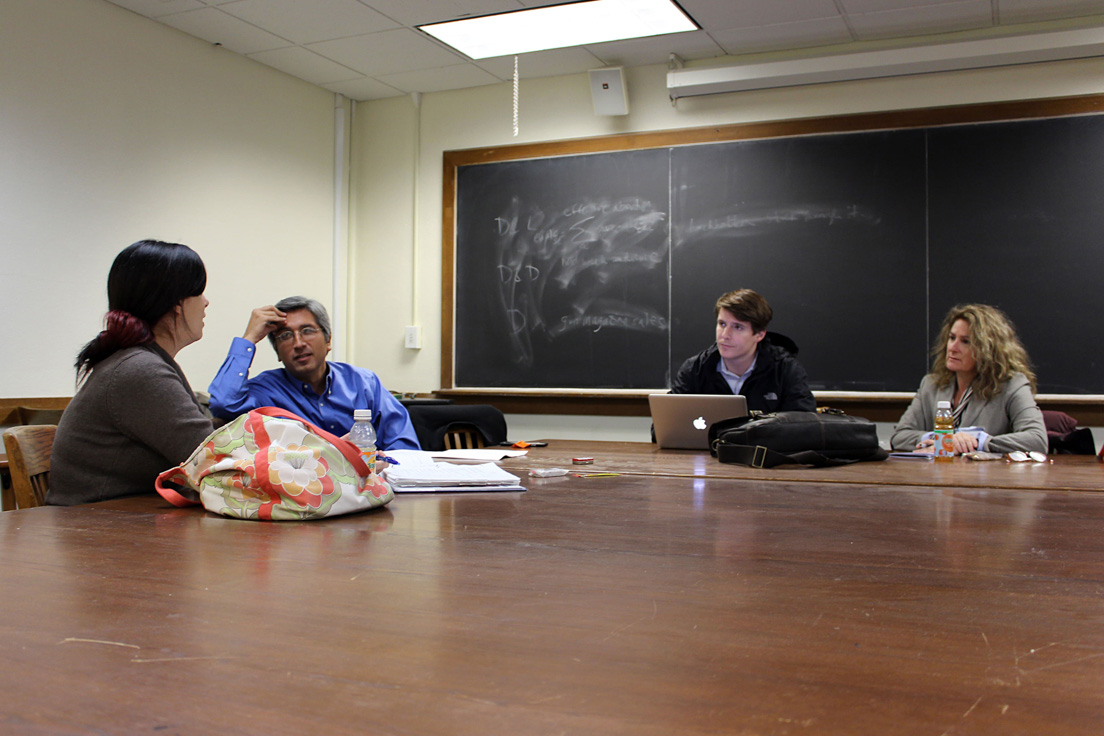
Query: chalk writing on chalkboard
492,195,668,366
678,204,881,242
454,148,673,389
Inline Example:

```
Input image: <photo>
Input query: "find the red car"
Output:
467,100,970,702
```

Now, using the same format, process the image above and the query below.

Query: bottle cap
936,400,951,409
353,409,372,421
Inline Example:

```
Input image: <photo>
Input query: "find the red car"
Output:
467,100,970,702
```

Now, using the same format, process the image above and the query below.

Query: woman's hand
950,431,979,454
916,433,979,454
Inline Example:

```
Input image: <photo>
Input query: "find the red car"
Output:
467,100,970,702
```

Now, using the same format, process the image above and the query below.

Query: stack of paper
428,449,529,463
381,450,525,493
888,451,934,461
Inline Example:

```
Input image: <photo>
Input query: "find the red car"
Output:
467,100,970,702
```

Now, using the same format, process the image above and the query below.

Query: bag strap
714,442,869,468
250,406,370,477
154,467,200,507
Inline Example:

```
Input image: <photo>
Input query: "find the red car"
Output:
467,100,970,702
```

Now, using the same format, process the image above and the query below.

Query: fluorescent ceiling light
667,27,1104,99
419,0,698,60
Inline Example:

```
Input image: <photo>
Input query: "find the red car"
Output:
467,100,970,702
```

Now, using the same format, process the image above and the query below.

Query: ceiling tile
321,76,406,100
106,0,206,17
307,28,465,77
840,0,982,13
221,0,400,44
848,0,993,40
375,63,503,93
586,31,726,68
711,17,855,56
99,0,1104,98
677,0,841,30
246,46,363,84
476,46,607,79
360,0,525,26
159,7,292,54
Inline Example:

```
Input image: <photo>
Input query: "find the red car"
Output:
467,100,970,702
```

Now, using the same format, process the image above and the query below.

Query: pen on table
574,472,621,478
377,453,399,465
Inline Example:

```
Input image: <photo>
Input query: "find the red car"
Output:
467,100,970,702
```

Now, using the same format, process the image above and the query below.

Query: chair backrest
1041,410,1096,455
2,425,56,509
443,426,488,450
407,404,508,451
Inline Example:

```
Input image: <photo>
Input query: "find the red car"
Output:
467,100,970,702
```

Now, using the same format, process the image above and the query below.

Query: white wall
1,0,337,396
350,56,1104,441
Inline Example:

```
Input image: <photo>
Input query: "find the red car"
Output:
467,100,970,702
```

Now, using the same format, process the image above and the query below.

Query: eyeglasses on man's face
273,326,322,344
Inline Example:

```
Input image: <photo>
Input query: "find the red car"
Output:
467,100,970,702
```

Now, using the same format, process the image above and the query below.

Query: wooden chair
1042,410,1096,455
443,425,488,450
2,425,56,509
406,404,508,451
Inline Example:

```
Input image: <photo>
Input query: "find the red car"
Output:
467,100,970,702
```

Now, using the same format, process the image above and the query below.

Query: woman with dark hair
48,240,215,505
891,304,1047,455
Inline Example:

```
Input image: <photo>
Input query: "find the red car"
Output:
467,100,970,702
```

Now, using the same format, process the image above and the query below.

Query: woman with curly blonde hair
891,304,1047,455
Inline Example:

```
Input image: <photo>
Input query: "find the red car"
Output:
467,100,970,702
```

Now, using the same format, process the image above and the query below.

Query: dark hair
75,240,206,383
266,296,332,351
714,289,772,334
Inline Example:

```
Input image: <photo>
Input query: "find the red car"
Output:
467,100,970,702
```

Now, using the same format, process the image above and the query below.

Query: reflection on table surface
503,439,1104,491
1,440,1102,735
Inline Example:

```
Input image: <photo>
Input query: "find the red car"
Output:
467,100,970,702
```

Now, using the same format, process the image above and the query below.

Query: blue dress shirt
208,337,420,450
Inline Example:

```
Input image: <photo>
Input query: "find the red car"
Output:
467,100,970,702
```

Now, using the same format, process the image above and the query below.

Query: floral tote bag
155,406,394,521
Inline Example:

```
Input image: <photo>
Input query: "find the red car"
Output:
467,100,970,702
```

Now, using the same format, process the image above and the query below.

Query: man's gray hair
266,295,332,351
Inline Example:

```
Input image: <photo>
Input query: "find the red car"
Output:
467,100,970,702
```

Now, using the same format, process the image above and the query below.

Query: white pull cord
512,56,519,137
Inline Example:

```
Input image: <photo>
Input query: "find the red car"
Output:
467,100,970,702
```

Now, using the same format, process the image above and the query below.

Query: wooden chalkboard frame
440,93,1104,419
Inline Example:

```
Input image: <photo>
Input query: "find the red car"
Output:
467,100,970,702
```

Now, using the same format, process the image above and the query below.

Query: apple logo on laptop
693,416,707,430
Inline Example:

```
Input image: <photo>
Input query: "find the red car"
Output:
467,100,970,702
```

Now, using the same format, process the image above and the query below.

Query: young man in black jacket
670,289,816,414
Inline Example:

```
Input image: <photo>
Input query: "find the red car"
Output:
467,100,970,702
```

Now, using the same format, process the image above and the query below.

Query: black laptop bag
709,410,888,468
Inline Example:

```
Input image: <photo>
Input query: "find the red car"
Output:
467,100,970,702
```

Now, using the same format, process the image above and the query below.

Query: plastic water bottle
933,400,954,462
349,409,377,474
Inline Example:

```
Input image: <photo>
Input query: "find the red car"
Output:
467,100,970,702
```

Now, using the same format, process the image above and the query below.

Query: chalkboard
448,100,1104,394
927,115,1104,394
669,131,928,392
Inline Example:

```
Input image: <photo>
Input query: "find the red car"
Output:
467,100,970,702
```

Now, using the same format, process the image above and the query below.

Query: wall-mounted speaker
588,67,629,116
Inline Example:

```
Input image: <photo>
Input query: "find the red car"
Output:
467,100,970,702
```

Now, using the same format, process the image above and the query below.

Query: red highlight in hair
99,309,151,350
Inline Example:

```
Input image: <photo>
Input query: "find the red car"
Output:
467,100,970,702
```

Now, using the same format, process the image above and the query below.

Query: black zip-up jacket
669,333,816,414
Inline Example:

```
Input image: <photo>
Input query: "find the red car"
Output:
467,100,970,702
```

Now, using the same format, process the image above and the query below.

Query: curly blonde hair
929,304,1036,400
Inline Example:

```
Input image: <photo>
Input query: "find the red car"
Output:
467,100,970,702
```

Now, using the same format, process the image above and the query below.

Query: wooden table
507,439,1104,491
1,443,1102,734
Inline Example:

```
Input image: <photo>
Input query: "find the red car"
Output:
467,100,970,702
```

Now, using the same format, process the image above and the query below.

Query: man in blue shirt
208,296,420,450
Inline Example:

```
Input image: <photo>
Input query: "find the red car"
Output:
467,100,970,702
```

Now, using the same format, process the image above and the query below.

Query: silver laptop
649,393,749,450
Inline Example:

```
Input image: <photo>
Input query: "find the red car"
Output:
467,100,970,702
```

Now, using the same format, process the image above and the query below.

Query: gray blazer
890,372,1047,454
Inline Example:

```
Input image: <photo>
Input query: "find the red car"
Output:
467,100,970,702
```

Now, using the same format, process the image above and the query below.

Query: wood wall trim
440,155,457,389
0,397,72,411
442,94,1104,168
436,391,1104,425
0,398,72,427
